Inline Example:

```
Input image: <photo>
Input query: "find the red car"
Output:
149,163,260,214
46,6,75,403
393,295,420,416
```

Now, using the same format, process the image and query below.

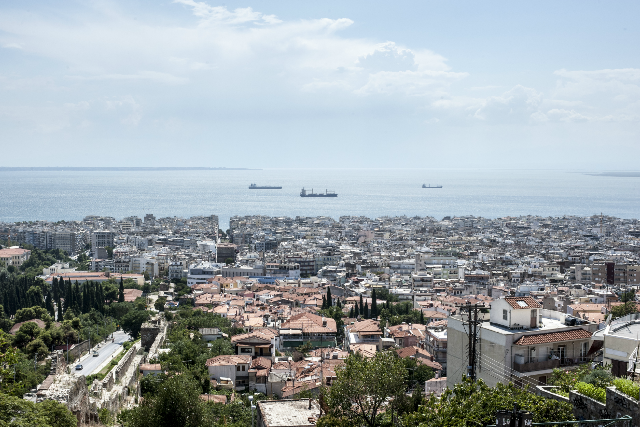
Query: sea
0,169,638,229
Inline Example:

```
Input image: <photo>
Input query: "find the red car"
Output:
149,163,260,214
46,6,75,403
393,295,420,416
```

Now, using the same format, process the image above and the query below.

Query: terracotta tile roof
10,319,46,335
205,355,251,366
513,328,592,346
200,394,227,404
504,297,542,310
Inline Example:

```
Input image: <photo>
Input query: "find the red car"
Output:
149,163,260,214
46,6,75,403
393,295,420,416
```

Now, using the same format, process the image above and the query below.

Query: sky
1,0,639,169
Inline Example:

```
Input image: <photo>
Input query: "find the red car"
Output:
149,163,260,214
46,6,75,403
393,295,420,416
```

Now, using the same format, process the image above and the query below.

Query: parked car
93,352,99,357
75,364,83,370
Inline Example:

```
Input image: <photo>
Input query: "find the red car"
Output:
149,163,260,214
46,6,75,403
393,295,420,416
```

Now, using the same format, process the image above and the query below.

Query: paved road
73,331,131,376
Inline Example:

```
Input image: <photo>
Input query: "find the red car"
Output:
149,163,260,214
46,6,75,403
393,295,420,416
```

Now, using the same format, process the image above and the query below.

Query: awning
587,340,603,355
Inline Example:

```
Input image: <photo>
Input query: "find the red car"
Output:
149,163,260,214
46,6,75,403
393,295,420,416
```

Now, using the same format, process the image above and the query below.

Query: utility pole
457,302,482,381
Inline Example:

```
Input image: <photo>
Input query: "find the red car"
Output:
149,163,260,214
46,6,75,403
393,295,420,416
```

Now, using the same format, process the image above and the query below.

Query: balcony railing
513,352,591,373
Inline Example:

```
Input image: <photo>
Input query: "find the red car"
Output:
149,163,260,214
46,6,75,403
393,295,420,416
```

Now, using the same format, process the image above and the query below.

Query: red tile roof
513,328,592,346
504,297,542,310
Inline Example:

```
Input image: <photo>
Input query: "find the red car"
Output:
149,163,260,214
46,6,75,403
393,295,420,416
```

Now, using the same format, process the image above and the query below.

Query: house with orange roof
279,312,337,349
231,328,279,358
344,319,383,352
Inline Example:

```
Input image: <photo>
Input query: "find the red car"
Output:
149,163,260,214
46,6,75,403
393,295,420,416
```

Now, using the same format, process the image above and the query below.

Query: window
236,366,240,371
503,309,508,320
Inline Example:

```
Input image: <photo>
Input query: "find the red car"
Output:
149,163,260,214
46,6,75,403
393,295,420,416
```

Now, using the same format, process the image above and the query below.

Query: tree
325,351,407,427
371,289,378,319
359,295,364,315
224,257,234,265
0,392,77,427
322,295,327,310
121,310,150,339
118,278,125,303
621,289,636,303
326,287,332,307
354,302,359,318
403,377,575,427
154,297,167,312
363,301,369,319
119,374,206,427
349,307,354,318
610,300,637,319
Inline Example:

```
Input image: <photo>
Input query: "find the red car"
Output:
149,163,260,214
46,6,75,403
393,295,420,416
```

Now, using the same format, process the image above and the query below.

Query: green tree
0,392,77,427
403,377,575,426
610,300,638,319
121,310,150,339
119,374,206,427
154,297,167,312
371,289,378,319
118,278,125,303
325,351,407,427
327,287,332,307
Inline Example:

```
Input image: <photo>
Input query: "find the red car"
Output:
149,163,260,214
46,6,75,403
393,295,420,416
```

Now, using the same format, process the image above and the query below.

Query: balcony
513,352,591,373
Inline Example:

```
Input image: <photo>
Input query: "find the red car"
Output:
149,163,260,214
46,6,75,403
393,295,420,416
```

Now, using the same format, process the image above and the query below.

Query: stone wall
146,321,167,361
115,343,139,382
140,323,161,351
606,386,640,426
69,339,91,361
569,390,609,421
534,386,571,403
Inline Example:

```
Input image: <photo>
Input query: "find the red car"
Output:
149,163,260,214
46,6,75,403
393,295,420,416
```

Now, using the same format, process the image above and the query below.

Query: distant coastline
585,172,640,177
0,167,261,172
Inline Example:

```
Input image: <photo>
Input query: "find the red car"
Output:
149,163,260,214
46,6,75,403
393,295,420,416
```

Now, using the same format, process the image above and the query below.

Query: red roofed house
206,355,252,390
278,312,337,350
447,296,599,390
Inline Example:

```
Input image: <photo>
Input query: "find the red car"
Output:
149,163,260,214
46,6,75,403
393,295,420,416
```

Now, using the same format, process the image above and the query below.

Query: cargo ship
422,184,443,188
300,188,337,197
249,184,282,189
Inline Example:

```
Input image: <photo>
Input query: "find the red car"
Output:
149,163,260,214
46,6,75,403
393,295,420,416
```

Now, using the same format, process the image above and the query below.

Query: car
93,352,99,357
75,364,83,370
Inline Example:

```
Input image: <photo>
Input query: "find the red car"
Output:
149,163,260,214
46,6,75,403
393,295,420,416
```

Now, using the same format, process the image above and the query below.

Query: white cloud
473,85,543,122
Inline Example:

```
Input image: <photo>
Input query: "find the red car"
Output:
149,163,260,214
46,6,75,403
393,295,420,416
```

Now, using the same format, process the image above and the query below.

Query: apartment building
447,297,597,389
0,247,31,267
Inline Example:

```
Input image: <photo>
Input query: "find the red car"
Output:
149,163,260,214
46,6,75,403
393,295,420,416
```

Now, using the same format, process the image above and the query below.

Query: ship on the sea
422,184,443,188
249,184,282,189
300,188,337,197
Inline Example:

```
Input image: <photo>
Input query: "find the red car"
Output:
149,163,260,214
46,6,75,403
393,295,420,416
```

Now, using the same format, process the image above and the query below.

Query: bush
575,382,606,403
612,378,640,400
582,368,613,389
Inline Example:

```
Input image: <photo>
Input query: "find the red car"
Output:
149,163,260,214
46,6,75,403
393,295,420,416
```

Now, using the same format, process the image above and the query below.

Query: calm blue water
0,169,638,228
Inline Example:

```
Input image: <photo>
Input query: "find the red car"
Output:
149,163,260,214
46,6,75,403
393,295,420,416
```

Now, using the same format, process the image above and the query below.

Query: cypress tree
57,298,63,321
73,281,81,313
82,284,89,314
371,289,378,319
349,306,354,318
64,279,72,312
359,294,363,313
118,277,125,303
322,295,327,309
326,288,332,307
364,301,369,319
45,292,54,316
52,277,59,301
420,310,425,325
336,299,342,308
354,302,359,317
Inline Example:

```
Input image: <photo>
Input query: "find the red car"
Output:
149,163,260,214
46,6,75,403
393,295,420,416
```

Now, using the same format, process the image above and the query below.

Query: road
73,331,131,376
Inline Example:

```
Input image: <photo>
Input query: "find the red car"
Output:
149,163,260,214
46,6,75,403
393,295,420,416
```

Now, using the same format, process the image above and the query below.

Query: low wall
534,386,571,403
69,340,91,361
115,343,139,383
569,390,609,420
607,386,640,427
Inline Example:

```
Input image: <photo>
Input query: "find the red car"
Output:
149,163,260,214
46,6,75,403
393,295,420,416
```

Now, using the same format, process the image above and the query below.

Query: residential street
72,331,131,376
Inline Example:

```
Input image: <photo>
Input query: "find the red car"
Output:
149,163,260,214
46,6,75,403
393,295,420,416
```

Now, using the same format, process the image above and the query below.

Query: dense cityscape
1,213,640,425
